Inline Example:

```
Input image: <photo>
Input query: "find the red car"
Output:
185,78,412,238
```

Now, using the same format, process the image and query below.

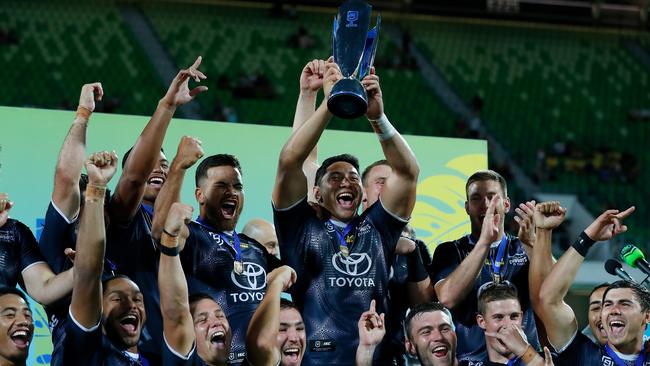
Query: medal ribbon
329,220,356,254
490,235,508,282
195,217,242,264
605,344,646,366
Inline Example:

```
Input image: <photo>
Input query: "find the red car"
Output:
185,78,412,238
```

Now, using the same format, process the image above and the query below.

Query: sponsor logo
328,252,375,288
509,253,528,266
229,262,266,303
346,10,359,27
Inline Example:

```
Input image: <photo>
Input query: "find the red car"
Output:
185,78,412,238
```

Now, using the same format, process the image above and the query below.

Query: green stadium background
0,106,486,365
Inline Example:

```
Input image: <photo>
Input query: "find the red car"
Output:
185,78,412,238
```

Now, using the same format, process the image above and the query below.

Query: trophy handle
359,14,381,79
332,15,339,62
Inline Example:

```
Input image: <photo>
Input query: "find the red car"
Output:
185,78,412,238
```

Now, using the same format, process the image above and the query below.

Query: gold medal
233,260,244,275
492,273,501,284
340,245,350,257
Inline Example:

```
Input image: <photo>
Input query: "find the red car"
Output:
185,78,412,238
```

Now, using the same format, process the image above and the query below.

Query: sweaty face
465,180,510,237
278,308,305,366
589,287,607,345
143,151,169,205
477,299,523,358
601,288,650,354
196,166,244,232
0,294,33,364
406,311,457,366
362,164,391,211
102,278,146,352
192,299,232,364
315,161,363,222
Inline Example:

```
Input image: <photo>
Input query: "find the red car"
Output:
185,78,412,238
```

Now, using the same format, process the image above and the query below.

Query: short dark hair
603,280,650,312
588,282,610,300
280,298,300,312
314,154,360,186
0,286,30,305
405,302,454,341
195,154,242,187
101,274,134,294
188,292,218,315
361,159,389,186
121,147,165,169
477,282,520,315
465,170,508,198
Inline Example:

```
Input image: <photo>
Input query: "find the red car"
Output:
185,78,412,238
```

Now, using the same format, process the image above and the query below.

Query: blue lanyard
490,235,509,279
605,344,646,366
506,356,520,366
329,220,356,251
141,203,154,218
195,217,242,262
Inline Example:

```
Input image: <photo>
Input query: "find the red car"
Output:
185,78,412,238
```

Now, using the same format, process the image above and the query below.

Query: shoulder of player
239,233,267,253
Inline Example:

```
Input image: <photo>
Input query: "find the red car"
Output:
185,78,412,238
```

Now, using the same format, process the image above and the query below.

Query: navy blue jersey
0,218,44,288
38,202,79,366
181,220,281,365
430,234,539,363
62,310,150,366
460,354,558,366
274,198,406,366
162,341,207,366
106,204,162,364
556,332,650,366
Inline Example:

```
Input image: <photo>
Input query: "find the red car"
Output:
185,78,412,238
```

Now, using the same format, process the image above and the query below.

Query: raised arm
538,206,634,349
246,265,297,366
151,136,204,241
111,57,207,222
272,59,340,209
293,59,325,201
158,202,195,356
361,68,419,219
435,196,501,308
52,83,103,219
356,299,385,366
70,151,118,328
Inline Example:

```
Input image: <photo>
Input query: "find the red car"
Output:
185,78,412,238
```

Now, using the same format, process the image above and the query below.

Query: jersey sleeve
365,199,408,254
273,197,313,272
63,308,102,365
555,331,598,365
38,202,77,273
16,220,46,273
162,337,202,366
430,242,461,284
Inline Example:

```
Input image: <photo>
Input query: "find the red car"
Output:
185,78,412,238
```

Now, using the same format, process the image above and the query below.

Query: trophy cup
327,0,381,119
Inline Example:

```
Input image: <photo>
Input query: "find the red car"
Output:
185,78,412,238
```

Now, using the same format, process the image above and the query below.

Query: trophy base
327,78,368,119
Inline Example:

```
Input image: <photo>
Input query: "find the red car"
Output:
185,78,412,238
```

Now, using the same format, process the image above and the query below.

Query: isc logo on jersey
328,252,376,288
229,262,267,303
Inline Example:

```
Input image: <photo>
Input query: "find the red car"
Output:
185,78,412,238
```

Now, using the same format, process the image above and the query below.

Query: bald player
242,219,278,258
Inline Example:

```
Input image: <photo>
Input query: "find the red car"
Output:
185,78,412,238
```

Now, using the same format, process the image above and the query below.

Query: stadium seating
0,1,164,116
406,18,650,244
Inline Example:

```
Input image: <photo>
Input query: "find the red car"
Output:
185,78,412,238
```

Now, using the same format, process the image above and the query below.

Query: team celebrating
0,55,647,366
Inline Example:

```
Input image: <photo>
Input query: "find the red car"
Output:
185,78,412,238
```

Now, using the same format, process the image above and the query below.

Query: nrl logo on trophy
328,0,381,119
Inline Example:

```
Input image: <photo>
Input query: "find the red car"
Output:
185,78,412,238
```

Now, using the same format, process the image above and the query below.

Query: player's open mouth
221,201,237,218
147,176,165,189
336,192,355,209
119,314,139,336
432,345,448,358
609,320,626,336
210,330,226,348
10,329,31,349
283,347,301,363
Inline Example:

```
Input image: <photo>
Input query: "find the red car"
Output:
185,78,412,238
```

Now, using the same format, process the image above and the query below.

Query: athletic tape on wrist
369,114,396,141
84,184,106,203
160,233,180,256
76,106,92,120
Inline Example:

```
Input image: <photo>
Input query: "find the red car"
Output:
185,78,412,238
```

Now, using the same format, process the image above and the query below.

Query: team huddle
0,56,647,366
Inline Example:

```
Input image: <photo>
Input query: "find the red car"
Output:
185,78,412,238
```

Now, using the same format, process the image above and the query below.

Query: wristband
76,106,92,120
84,184,106,203
159,233,180,256
369,114,396,141
519,344,537,364
571,231,596,257
406,244,429,282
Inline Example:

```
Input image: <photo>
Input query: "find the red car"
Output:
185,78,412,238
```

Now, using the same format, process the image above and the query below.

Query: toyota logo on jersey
329,252,375,288
228,262,267,304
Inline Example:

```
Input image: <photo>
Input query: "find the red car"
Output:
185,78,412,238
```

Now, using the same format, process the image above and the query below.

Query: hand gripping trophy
327,0,381,119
